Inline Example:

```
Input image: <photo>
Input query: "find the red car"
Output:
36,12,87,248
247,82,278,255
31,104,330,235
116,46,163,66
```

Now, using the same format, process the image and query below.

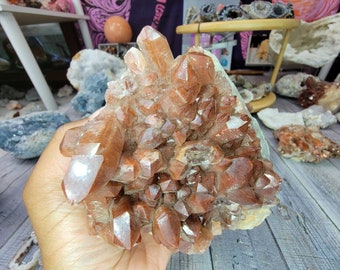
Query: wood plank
0,218,34,269
0,4,89,25
266,146,340,269
167,250,213,270
0,153,36,193
0,149,7,158
252,98,340,269
255,115,340,227
0,155,35,248
209,223,289,269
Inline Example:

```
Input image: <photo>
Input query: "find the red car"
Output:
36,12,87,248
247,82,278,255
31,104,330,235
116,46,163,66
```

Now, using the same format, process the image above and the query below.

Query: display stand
0,3,93,110
176,18,301,85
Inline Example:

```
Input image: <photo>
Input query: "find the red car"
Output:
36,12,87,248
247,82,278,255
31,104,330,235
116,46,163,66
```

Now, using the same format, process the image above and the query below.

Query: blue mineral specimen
0,111,70,159
71,71,110,116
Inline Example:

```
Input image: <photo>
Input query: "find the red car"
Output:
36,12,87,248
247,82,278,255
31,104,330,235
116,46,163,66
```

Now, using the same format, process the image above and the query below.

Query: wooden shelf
0,3,92,110
176,18,300,35
0,4,89,25
176,19,301,85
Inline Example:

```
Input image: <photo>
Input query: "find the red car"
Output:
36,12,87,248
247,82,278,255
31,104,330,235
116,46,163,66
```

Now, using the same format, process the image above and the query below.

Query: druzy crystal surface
274,125,340,163
61,26,282,254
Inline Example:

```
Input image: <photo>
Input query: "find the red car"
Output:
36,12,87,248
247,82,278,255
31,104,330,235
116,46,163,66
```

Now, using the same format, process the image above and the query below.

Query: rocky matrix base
60,26,282,254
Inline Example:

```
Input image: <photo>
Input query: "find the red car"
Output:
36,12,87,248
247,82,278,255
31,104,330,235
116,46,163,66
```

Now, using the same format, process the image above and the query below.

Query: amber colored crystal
163,193,177,206
173,200,191,220
136,25,174,76
59,126,83,157
186,192,215,214
110,196,141,250
152,205,181,251
113,154,140,184
60,26,282,253
133,200,154,223
133,148,164,178
62,109,124,204
157,173,180,192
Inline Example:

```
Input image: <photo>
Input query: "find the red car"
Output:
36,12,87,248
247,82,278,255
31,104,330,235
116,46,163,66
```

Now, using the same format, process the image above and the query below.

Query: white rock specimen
6,100,22,110
230,75,273,101
257,108,304,130
258,106,337,130
67,49,127,115
275,73,319,98
302,105,337,128
269,13,340,68
67,49,126,91
335,73,340,83
238,89,254,103
336,112,340,122
57,84,74,97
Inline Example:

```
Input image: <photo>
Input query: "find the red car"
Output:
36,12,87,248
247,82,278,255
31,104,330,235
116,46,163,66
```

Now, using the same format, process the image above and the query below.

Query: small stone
6,100,22,110
173,200,191,220
20,102,45,115
25,88,40,101
274,73,319,98
0,111,70,159
60,126,84,156
163,193,177,206
133,201,153,222
0,57,10,71
336,112,340,122
302,105,337,128
145,184,162,202
157,173,180,193
186,192,215,214
0,84,25,100
57,84,74,97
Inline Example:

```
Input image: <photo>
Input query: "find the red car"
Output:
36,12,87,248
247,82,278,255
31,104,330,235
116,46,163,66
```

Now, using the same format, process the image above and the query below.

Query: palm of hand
23,120,171,270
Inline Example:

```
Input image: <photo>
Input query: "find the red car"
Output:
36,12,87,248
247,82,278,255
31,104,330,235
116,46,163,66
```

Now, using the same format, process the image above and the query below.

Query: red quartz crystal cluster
60,26,282,254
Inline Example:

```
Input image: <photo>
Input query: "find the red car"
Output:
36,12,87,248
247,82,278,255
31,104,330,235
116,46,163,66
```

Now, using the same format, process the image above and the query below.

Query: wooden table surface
0,96,339,270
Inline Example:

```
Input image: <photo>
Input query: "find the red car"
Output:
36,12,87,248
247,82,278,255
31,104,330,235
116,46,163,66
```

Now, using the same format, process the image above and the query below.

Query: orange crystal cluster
60,26,282,254
274,125,340,162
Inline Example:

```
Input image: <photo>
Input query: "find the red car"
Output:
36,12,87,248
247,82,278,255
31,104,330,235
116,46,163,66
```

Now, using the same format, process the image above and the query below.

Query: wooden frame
176,18,301,85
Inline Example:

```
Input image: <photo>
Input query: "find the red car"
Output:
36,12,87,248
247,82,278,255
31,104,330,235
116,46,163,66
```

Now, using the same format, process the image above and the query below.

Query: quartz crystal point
61,109,124,204
136,25,174,76
60,26,282,253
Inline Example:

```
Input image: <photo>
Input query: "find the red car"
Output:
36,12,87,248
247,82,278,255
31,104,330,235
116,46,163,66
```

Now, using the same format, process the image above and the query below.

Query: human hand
23,119,172,270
